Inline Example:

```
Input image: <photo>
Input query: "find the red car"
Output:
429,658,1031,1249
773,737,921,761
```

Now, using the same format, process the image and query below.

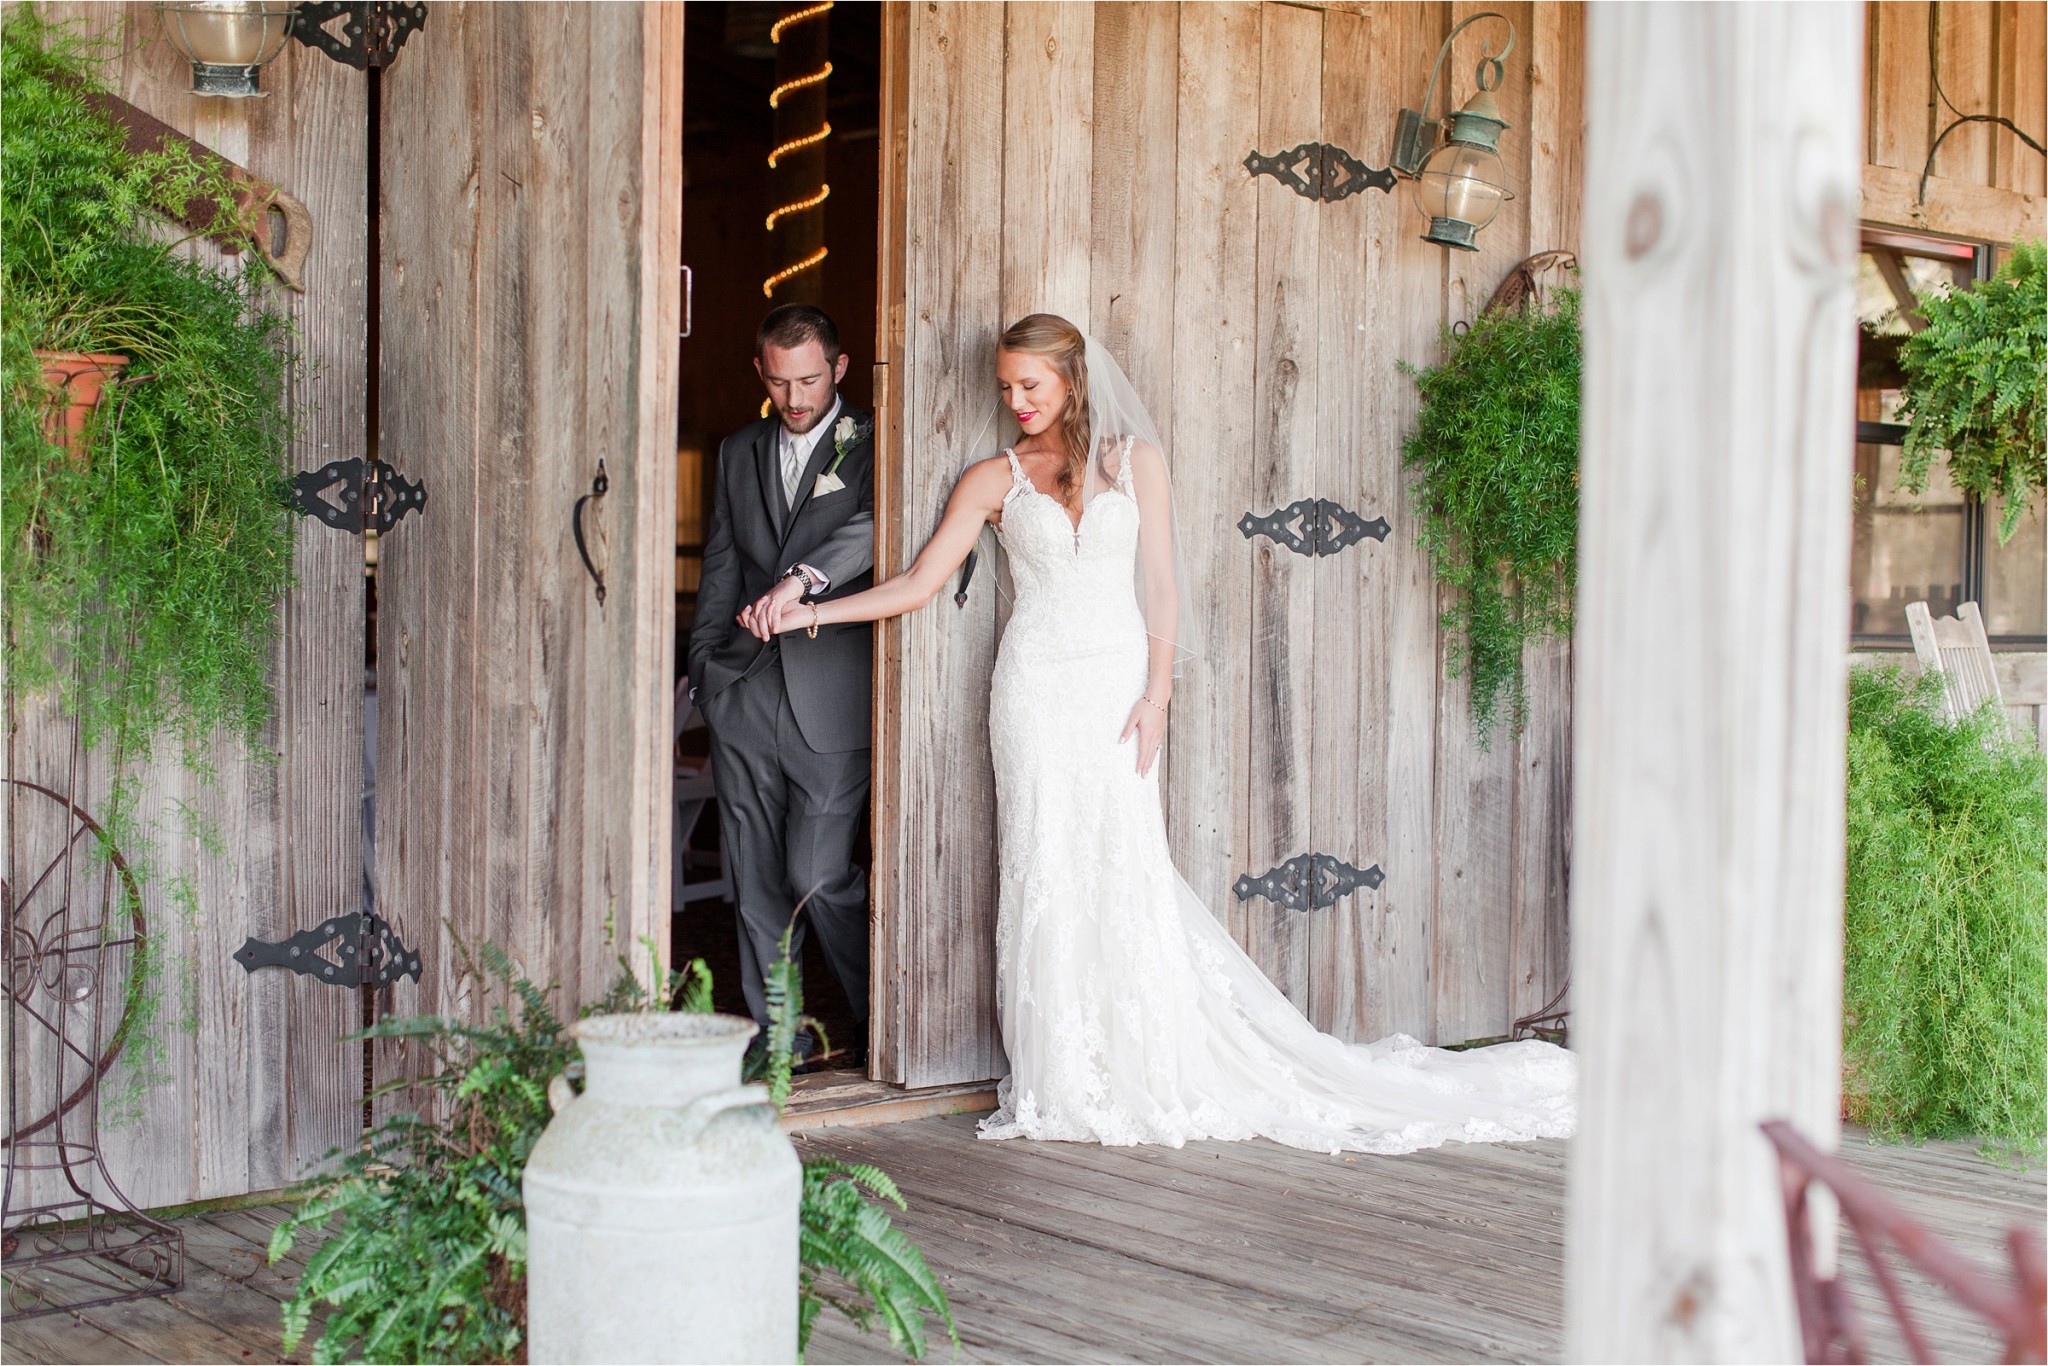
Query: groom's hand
739,576,805,641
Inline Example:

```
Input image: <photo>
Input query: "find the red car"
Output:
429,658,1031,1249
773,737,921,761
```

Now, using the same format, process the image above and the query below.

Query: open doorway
672,2,883,1069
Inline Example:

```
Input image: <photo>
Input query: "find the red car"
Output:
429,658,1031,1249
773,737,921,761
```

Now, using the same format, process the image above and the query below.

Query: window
1852,230,2046,647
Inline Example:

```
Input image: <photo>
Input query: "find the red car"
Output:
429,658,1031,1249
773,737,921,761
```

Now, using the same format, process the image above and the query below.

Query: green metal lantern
154,1,299,98
1391,13,1518,252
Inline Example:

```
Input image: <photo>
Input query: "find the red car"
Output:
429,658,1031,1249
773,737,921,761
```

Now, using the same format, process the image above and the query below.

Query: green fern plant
269,928,953,1363
1895,239,2046,544
268,943,572,1363
749,922,955,1361
1844,665,2046,1158
799,1158,955,1361
1400,288,1581,743
3,7,296,749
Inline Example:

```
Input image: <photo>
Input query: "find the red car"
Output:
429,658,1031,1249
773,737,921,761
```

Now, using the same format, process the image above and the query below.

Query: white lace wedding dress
977,446,1576,1154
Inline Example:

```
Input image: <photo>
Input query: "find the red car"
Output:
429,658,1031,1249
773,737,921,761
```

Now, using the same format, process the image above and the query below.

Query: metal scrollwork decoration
285,456,426,536
235,911,422,990
4,777,183,1315
1239,498,1392,558
1234,853,1385,913
290,2,426,70
1243,142,1399,203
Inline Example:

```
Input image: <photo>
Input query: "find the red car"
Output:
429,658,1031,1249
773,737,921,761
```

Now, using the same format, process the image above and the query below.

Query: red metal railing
1762,1119,2046,1364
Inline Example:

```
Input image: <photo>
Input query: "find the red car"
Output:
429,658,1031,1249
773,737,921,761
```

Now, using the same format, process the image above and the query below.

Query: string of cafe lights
761,1,834,299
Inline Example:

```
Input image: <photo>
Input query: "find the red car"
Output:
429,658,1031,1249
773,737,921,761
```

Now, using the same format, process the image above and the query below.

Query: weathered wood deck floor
4,1120,2040,1365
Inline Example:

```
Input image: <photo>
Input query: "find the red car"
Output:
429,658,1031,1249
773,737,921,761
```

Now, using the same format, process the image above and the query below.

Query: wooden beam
1569,4,1863,1359
1861,161,2048,241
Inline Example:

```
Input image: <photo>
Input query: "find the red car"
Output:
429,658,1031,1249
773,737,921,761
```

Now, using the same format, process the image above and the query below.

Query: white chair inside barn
1905,600,2005,723
674,675,731,909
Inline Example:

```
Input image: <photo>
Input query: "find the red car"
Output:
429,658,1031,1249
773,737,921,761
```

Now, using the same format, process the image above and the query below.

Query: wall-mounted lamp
154,1,298,97
155,1,425,98
1389,12,1517,251
1242,13,1518,252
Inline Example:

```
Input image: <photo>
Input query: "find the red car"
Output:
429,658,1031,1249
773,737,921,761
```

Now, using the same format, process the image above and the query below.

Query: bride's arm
775,456,1012,632
1127,439,1179,702
1121,438,1179,776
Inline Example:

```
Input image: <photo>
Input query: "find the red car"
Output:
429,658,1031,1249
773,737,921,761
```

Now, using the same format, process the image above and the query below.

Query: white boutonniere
814,413,870,498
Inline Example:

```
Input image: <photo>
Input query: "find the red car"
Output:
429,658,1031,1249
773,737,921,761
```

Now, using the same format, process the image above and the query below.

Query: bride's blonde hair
998,313,1091,502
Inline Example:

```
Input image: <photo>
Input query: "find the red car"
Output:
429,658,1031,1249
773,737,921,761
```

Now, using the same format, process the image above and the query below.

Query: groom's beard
776,386,838,436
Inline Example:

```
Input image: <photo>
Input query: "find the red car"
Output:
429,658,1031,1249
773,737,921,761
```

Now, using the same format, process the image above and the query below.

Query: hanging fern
1401,288,1581,743
2,7,297,751
1894,239,2045,544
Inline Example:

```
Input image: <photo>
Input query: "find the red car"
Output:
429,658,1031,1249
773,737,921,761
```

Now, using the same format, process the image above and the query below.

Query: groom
689,304,875,1067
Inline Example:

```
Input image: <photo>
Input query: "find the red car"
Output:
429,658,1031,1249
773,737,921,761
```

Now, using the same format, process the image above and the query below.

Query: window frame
1851,229,2042,650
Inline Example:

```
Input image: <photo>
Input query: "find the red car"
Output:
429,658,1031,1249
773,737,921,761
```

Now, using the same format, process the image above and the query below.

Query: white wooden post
1568,4,1864,1360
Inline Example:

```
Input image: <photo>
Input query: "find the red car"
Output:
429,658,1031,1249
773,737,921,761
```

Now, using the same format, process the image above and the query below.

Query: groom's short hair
756,304,841,363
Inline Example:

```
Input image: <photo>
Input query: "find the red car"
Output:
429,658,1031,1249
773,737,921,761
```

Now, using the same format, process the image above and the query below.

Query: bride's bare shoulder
955,452,1017,509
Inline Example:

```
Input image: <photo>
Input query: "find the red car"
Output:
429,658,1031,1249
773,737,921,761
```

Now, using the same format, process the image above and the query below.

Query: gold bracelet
1141,694,1168,716
807,602,821,639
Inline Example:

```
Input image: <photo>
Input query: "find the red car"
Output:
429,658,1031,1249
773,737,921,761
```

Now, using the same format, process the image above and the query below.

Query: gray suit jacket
687,405,875,754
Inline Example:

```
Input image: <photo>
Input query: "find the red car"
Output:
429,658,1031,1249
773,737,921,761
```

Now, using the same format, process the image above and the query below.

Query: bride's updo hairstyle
998,313,1092,502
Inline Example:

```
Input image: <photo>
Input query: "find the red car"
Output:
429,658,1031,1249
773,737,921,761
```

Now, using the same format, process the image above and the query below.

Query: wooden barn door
9,4,368,1206
374,5,683,1026
1177,1,1580,1049
877,2,1578,1086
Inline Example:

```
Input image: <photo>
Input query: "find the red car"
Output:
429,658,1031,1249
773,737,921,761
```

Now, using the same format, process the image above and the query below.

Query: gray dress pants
701,656,871,1042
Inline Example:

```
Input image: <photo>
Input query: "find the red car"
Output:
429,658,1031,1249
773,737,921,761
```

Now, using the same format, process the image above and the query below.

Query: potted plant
1895,239,2046,543
1400,282,1582,743
34,350,130,454
4,7,297,734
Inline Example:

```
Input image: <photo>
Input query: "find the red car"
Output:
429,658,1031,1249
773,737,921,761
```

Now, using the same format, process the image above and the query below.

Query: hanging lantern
1412,86,1513,251
1390,12,1518,252
154,1,299,98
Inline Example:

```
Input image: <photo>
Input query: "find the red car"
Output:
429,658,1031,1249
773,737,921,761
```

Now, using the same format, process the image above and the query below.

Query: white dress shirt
778,394,842,591
779,395,842,506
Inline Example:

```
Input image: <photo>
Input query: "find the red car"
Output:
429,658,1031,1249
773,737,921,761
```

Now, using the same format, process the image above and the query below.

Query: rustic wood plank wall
376,3,680,1048
877,2,1587,1083
9,4,366,1206
1863,0,2046,239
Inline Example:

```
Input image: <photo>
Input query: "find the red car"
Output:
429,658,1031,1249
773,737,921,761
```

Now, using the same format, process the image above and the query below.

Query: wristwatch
783,565,821,598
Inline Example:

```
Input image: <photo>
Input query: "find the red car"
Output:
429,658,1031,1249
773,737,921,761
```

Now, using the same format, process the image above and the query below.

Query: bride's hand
1120,696,1168,777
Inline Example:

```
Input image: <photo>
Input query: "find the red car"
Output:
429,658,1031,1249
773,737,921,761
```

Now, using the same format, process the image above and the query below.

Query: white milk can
524,1013,799,1365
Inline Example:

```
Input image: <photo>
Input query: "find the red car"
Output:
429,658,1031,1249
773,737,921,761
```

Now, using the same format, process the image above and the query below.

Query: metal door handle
573,460,608,604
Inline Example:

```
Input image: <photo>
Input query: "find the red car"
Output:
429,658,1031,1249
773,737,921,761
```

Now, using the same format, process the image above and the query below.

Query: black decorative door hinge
235,910,423,988
1239,498,1390,557
1235,853,1384,913
286,457,427,535
1243,143,1397,202
291,3,426,70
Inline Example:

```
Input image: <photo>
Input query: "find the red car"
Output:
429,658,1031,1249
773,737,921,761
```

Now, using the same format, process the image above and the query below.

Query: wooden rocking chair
1905,600,2004,724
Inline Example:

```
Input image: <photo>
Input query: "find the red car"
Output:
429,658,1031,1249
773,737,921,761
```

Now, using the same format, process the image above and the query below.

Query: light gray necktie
781,430,804,507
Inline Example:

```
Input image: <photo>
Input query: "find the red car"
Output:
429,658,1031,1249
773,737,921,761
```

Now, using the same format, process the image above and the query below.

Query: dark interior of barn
671,1,882,1054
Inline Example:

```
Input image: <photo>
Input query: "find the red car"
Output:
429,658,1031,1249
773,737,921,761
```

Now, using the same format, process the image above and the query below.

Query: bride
753,313,1575,1154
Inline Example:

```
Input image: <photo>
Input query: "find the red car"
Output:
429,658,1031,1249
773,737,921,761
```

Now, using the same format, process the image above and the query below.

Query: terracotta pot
35,351,130,455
